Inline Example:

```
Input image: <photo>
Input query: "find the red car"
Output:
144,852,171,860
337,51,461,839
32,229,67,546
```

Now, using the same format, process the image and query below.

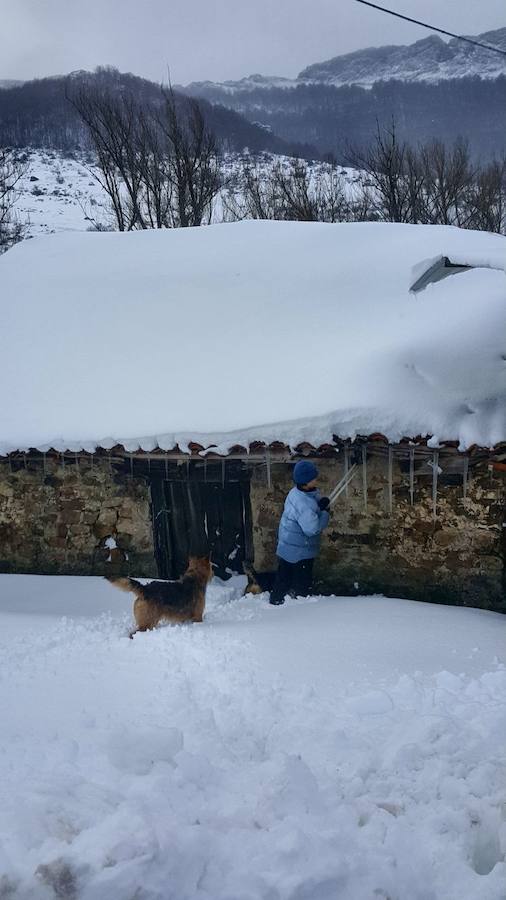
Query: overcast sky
2,0,505,84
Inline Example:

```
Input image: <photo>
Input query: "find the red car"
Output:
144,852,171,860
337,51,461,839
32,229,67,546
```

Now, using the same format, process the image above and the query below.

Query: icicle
362,444,368,513
265,448,272,489
165,456,169,480
432,449,439,521
344,445,350,500
463,456,469,502
409,447,415,506
387,445,393,514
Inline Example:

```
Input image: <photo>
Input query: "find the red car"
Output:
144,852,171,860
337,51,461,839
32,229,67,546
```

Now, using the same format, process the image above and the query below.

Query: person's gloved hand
319,496,330,511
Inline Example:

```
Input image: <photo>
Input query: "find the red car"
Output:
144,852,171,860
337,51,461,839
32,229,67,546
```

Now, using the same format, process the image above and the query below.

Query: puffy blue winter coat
276,487,329,563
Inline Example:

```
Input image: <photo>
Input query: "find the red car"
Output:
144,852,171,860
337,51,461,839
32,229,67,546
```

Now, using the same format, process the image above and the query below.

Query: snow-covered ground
11,149,358,238
13,149,109,238
0,574,505,899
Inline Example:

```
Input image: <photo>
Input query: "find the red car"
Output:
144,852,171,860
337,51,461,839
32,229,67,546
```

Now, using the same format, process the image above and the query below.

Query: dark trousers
270,556,314,604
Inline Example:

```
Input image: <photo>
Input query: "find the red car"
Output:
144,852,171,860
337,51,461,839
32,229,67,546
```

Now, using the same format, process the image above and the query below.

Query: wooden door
150,461,252,580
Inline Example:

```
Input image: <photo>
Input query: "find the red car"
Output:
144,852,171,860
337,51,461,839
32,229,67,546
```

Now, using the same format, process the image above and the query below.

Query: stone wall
1,452,504,611
250,456,506,612
0,457,156,576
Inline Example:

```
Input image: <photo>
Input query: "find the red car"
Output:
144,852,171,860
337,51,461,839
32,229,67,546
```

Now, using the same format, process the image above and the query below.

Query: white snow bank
0,220,504,454
0,575,505,899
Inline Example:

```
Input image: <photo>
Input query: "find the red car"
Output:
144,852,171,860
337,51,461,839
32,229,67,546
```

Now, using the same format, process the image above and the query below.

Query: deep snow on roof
0,220,505,455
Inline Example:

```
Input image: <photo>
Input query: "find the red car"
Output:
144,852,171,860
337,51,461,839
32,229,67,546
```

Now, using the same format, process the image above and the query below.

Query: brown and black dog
243,561,276,596
106,555,212,638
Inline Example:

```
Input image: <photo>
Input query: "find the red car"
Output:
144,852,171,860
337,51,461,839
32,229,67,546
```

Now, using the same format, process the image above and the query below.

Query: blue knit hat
293,460,318,485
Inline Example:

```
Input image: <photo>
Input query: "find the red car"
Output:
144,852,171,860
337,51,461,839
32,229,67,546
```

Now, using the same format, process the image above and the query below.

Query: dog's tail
242,561,264,595
105,575,143,595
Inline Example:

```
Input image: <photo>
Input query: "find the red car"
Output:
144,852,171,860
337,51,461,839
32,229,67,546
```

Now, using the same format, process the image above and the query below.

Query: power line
353,0,506,59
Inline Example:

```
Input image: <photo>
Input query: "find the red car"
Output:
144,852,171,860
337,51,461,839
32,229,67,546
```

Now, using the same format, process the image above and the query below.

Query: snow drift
0,220,504,454
0,575,505,899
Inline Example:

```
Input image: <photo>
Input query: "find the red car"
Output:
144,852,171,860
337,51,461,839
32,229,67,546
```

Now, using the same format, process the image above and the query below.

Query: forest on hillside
184,76,506,163
0,69,315,159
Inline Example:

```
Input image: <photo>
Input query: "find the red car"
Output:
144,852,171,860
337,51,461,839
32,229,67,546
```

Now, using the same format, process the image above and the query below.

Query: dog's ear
194,554,213,581
189,542,210,560
190,554,212,570
192,553,210,563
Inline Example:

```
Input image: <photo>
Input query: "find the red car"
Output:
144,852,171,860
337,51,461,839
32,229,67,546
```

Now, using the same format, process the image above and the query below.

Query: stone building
0,220,505,610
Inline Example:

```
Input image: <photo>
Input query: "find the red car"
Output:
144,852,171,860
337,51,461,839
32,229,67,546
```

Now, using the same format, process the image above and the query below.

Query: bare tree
66,80,222,231
68,82,506,238
225,157,355,223
273,160,348,221
228,134,506,235
345,123,504,232
465,158,506,234
222,159,285,221
133,109,173,229
275,160,321,221
66,83,150,230
347,121,421,223
0,148,25,253
420,139,474,226
403,146,427,223
157,89,221,227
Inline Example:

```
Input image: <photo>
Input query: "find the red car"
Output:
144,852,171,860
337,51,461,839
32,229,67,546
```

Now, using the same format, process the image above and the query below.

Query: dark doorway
150,460,253,580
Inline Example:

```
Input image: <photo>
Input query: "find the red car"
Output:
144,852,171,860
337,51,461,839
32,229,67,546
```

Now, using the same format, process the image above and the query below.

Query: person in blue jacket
269,460,330,606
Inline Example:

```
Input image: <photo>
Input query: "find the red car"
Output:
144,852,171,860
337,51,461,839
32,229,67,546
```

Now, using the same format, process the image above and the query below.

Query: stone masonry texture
250,456,506,612
0,453,504,611
0,457,156,577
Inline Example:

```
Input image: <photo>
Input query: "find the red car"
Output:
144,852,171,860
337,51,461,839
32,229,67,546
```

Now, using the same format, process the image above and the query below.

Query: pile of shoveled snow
0,220,505,455
0,574,505,899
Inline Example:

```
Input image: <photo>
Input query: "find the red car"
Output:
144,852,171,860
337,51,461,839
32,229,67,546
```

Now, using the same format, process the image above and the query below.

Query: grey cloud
1,0,505,83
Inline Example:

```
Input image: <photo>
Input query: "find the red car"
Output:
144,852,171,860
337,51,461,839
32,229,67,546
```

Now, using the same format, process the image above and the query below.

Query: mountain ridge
179,27,506,162
183,26,506,95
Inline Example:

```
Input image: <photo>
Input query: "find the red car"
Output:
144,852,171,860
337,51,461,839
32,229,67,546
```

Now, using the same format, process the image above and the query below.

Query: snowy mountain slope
185,27,506,97
182,29,506,161
299,28,506,87
0,575,505,899
186,73,297,95
11,149,357,238
12,149,110,238
0,79,23,89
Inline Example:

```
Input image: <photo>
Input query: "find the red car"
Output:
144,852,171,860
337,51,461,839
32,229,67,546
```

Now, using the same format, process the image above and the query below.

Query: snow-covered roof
0,220,505,455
